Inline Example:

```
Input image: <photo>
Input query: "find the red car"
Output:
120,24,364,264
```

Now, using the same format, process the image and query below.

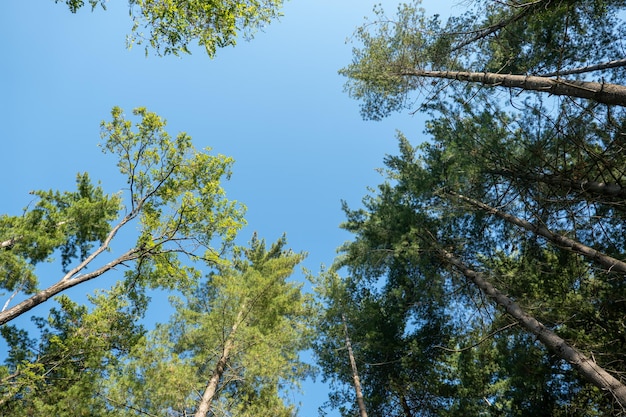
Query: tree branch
488,170,626,199
539,58,626,77
449,1,540,52
434,321,519,353
0,247,140,326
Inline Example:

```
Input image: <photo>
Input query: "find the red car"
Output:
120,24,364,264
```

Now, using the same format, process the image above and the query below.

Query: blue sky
1,0,460,415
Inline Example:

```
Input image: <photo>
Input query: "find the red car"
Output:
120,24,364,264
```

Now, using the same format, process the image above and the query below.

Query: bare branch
434,321,520,353
540,58,626,78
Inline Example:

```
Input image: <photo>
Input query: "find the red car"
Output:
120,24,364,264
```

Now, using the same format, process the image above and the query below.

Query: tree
340,0,626,120
314,244,455,417
322,0,626,414
327,134,625,414
102,234,314,416
0,107,246,411
0,106,244,326
55,0,285,57
342,313,368,417
0,284,143,416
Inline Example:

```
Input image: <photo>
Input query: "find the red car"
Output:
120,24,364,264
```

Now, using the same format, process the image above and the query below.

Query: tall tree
102,234,314,416
55,0,285,56
340,0,626,120
314,243,455,417
323,0,626,414
328,134,625,414
0,283,144,416
0,107,245,412
0,106,245,326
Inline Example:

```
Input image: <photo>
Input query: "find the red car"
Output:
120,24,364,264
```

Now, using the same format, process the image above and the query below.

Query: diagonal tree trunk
194,304,246,417
447,191,626,275
399,69,626,107
342,313,369,417
0,213,141,325
437,247,626,408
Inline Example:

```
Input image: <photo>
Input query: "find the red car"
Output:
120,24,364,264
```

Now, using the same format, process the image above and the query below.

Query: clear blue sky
1,0,460,415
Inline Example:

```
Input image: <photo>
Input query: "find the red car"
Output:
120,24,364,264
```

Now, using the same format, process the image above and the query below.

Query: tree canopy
0,107,314,415
55,0,285,56
5,0,626,415
314,0,626,415
102,234,314,416
0,107,245,414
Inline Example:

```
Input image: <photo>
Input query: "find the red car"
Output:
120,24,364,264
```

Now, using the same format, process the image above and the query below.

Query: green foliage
342,0,626,120
100,106,246,292
310,4,626,416
55,0,285,57
328,1,626,405
102,235,314,415
317,125,624,413
0,285,143,415
55,0,104,13
0,173,121,293
0,107,248,413
0,106,245,323
340,2,451,120
475,0,626,75
313,207,456,417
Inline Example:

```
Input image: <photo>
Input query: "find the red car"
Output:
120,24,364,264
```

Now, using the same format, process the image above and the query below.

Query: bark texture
400,69,626,107
194,305,246,417
440,248,626,408
343,313,369,417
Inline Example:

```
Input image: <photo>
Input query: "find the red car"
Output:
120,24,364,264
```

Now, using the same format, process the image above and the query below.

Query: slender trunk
0,248,139,325
447,191,626,275
0,213,139,325
342,313,368,417
194,305,246,417
399,69,626,107
439,248,626,408
399,394,413,417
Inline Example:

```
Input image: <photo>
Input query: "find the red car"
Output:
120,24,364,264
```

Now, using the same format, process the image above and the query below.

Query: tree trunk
400,69,626,107
399,394,413,417
194,305,246,417
342,313,368,417
447,191,626,275
0,248,139,325
439,248,626,408
0,212,140,325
